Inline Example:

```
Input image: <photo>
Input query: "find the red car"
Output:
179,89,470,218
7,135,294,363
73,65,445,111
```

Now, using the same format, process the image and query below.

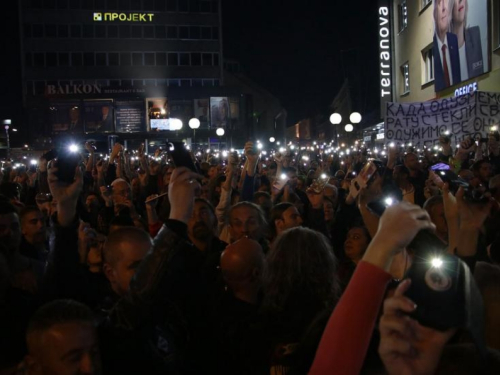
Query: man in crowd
19,207,47,262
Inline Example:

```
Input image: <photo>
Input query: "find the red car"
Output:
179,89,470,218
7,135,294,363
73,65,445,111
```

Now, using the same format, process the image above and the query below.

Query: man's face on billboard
69,108,80,122
435,0,450,37
102,106,109,117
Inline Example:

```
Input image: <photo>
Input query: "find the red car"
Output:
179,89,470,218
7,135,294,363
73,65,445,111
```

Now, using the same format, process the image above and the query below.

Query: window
145,79,156,86
166,0,177,11
71,52,83,66
200,0,212,12
32,24,43,37
202,53,212,66
179,0,189,12
200,27,211,39
180,79,191,87
95,0,106,8
81,0,93,9
143,26,154,38
154,0,166,11
96,53,107,66
45,0,56,8
45,24,57,38
143,0,154,10
169,79,180,87
58,52,69,66
155,26,166,38
84,52,95,66
167,26,178,38
179,26,189,39
422,47,434,83
203,79,214,87
57,0,69,9
398,0,408,32
191,53,201,66
108,25,118,38
58,25,68,38
119,0,131,10
144,52,155,65
421,0,432,9
109,53,120,66
157,79,168,86
83,25,94,38
24,24,32,38
132,79,144,86
120,52,131,65
401,63,410,94
213,53,219,66
189,26,200,39
212,27,219,39
156,52,167,65
119,25,131,38
70,25,82,38
132,53,143,66
131,0,143,9
122,79,132,87
192,79,202,87
179,53,190,65
46,53,57,67
110,80,121,87
168,53,178,65
108,0,118,9
25,53,33,67
34,81,46,95
95,25,106,38
131,25,142,38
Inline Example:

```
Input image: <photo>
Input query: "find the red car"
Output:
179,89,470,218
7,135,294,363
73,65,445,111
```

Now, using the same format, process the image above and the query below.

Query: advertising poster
433,0,489,92
147,98,169,130
210,97,230,129
194,98,210,127
115,100,146,133
384,91,500,148
84,100,114,133
50,101,83,133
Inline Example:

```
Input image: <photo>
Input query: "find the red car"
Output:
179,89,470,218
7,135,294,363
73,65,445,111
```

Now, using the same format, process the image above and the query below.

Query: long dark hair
262,227,340,325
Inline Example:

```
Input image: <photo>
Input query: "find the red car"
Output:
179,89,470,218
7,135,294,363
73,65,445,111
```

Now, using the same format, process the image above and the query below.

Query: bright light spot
269,137,276,143
444,130,450,135
330,113,342,124
279,147,285,153
12,128,17,132
321,173,327,179
69,144,79,153
30,159,37,165
384,197,394,206
345,124,354,132
188,118,200,129
431,258,443,268
290,145,295,150
389,142,395,148
491,126,498,132
257,143,263,149
350,112,362,124
281,173,287,180
216,128,225,136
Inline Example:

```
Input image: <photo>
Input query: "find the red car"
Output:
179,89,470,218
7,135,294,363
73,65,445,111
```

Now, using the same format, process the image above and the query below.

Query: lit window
398,0,408,32
401,63,410,94
422,47,434,83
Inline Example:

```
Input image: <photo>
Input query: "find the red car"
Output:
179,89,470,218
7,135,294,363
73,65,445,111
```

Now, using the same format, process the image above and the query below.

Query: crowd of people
0,131,500,375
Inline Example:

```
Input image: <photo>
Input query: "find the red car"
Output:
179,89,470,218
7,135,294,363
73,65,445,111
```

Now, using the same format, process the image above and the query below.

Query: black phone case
168,142,198,173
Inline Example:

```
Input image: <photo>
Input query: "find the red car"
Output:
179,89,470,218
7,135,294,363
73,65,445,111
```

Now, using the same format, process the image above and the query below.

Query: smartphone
358,161,378,186
167,142,198,173
367,197,447,253
273,174,289,191
404,253,465,331
42,149,58,161
429,162,451,171
56,152,81,184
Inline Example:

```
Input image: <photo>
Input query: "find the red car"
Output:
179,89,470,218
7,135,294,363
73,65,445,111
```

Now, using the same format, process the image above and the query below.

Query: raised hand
48,162,83,226
168,167,202,224
379,280,456,375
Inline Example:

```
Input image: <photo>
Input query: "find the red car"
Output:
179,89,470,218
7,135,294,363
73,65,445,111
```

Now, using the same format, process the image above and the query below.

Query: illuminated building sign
454,82,478,97
93,12,155,22
378,0,392,114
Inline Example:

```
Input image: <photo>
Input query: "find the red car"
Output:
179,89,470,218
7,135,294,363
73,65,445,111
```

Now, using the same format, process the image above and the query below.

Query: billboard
210,97,230,129
50,101,83,133
115,100,146,133
84,100,114,133
433,0,488,92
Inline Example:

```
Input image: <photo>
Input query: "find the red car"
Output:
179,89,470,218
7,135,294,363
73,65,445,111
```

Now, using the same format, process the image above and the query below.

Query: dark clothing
18,237,46,263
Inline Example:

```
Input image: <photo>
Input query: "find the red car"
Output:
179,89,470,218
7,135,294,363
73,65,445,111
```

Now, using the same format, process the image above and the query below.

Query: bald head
220,238,264,303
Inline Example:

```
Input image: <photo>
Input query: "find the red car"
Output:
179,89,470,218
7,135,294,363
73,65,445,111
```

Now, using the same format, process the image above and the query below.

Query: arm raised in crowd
241,142,259,202
310,202,435,375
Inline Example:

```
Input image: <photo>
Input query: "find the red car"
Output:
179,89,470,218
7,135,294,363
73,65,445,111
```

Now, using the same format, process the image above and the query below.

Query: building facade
390,0,500,104
17,0,282,151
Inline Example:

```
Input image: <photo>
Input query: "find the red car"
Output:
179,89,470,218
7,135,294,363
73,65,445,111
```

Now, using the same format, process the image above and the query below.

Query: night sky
221,0,381,124
0,0,381,134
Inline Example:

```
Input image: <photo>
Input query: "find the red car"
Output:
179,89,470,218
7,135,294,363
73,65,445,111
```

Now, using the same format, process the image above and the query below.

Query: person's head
163,166,174,185
130,177,141,196
85,194,100,213
458,168,474,183
489,174,500,201
187,198,216,244
424,196,447,241
103,227,152,296
393,165,410,186
472,159,492,184
69,107,80,122
20,206,46,246
228,202,267,243
208,165,219,180
270,202,302,239
323,197,335,222
220,238,264,303
434,0,453,41
0,182,21,202
101,106,109,118
285,167,298,189
111,179,131,203
404,153,420,172
108,214,135,234
344,226,371,264
263,227,340,316
25,299,100,375
219,99,228,120
0,201,21,257
451,0,467,30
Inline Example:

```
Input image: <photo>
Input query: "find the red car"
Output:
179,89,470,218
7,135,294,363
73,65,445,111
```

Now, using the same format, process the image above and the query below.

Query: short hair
423,195,444,215
109,214,135,229
19,206,42,223
195,197,216,218
229,201,267,227
471,159,490,173
270,202,294,237
27,299,94,352
253,191,271,202
103,227,152,266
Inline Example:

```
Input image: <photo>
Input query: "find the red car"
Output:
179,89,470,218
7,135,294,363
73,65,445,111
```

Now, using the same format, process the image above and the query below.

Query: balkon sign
93,12,155,22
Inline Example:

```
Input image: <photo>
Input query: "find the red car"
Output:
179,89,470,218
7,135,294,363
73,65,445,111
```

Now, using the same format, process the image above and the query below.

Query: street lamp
216,128,225,136
189,118,200,148
2,119,11,159
330,113,342,125
349,112,362,124
269,137,276,143
344,124,354,132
